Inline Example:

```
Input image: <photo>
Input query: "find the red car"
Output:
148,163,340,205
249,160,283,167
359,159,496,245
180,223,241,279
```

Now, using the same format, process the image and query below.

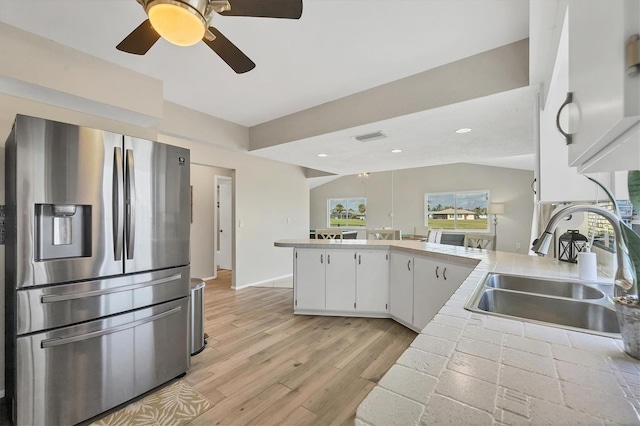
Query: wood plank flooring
186,270,417,425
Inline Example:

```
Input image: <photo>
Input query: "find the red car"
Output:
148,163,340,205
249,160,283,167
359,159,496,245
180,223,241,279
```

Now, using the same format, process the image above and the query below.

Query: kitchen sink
465,273,620,337
484,274,605,299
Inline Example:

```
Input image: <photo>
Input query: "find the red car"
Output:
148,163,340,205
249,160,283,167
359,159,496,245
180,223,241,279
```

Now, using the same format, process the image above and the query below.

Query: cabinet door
436,261,473,306
295,249,325,310
356,251,389,313
567,0,639,168
413,257,473,330
538,24,606,203
325,250,356,312
389,253,413,325
412,257,439,330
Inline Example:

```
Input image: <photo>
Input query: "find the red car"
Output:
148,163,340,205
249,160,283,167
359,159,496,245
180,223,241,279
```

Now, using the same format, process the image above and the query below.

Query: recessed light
390,149,403,153
317,153,328,157
455,128,472,134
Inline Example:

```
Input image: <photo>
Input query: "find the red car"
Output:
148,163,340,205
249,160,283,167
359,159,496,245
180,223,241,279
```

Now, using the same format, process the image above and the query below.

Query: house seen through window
328,197,367,227
425,191,489,231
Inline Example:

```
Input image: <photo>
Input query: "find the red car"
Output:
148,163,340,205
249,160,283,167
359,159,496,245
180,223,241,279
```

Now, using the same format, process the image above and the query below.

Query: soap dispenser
578,244,597,281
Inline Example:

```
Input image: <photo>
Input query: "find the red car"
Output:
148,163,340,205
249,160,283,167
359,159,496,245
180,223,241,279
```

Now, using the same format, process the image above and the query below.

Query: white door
295,249,326,310
325,250,356,312
389,252,414,326
412,257,440,330
217,177,232,270
356,251,389,313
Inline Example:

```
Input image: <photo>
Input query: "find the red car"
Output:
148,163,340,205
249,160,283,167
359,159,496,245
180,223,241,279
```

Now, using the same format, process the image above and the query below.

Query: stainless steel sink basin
465,273,620,337
484,274,605,299
476,289,619,334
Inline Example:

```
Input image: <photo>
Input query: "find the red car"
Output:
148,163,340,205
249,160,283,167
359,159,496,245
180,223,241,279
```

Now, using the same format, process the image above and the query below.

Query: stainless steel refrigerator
5,115,191,425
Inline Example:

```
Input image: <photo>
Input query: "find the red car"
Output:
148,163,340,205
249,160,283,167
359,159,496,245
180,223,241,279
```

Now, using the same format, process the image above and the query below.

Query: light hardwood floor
186,270,417,425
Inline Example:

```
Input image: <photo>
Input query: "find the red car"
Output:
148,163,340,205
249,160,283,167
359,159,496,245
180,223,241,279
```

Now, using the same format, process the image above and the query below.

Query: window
425,191,489,231
328,197,367,227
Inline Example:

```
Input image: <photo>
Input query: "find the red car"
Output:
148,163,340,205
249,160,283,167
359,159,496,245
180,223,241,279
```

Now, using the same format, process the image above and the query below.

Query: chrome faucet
531,204,636,297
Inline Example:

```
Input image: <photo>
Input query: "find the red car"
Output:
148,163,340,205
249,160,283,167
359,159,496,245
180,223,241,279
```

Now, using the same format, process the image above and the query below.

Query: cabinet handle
443,267,447,280
531,178,537,195
407,260,411,271
358,255,361,265
328,254,330,264
320,254,323,264
556,92,573,145
435,266,439,278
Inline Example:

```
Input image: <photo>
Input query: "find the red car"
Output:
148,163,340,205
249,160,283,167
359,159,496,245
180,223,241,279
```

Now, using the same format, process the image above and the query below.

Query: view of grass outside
328,197,366,227
428,219,489,229
425,191,489,231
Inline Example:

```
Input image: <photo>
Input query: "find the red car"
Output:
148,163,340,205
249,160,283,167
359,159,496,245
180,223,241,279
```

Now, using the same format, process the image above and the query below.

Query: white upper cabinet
538,15,605,203
564,0,639,172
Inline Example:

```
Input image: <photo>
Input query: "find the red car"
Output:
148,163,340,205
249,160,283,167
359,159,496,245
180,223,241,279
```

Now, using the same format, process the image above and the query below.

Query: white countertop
275,240,640,425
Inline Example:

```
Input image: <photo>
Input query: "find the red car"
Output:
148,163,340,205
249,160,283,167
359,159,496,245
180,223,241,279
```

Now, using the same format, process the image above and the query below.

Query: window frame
327,197,367,228
424,190,491,232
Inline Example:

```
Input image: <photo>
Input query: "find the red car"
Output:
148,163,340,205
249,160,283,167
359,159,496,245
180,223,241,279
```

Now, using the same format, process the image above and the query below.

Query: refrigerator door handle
40,273,182,303
125,149,136,259
113,147,124,261
40,306,182,348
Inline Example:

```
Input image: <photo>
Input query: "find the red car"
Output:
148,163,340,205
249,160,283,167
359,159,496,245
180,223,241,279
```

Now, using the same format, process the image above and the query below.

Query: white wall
160,134,308,288
311,163,535,253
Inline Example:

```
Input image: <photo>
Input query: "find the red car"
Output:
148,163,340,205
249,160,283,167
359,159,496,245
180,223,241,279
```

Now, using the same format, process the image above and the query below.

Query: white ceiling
0,0,534,176
252,86,536,175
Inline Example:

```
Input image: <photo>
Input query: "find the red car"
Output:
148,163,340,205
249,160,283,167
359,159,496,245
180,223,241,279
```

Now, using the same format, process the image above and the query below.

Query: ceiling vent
354,131,386,142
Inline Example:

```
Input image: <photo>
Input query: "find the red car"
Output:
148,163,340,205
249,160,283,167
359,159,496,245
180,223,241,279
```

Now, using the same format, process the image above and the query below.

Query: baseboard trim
233,274,293,290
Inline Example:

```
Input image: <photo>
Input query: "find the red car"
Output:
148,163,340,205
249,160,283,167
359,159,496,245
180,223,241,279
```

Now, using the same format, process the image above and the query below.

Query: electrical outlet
516,242,521,250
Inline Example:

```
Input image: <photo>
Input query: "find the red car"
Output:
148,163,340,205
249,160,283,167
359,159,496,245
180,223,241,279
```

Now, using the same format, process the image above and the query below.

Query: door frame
214,175,233,274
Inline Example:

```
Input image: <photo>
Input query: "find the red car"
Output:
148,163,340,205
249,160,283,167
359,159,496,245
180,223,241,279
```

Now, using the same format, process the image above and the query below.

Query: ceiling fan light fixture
147,0,206,46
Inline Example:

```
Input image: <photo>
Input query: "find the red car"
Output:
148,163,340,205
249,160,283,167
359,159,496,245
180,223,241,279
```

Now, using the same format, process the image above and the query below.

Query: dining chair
315,228,343,240
366,229,400,240
464,233,495,250
427,229,442,243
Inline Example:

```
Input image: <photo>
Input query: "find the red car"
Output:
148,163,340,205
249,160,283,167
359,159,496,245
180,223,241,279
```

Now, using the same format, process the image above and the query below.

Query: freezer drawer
13,297,189,426
16,266,190,335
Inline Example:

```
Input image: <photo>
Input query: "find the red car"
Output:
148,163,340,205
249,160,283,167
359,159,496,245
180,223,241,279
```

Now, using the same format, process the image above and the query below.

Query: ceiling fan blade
203,27,256,74
219,0,303,19
116,19,160,55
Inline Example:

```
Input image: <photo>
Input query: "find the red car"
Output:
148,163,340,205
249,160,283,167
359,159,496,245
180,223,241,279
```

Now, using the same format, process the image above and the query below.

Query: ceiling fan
117,0,303,74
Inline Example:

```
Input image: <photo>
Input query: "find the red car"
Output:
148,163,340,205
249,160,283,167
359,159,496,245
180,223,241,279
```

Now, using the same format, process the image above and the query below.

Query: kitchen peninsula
275,239,639,425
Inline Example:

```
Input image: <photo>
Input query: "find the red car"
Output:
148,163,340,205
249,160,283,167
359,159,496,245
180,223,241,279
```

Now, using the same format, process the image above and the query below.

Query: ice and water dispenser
35,204,92,260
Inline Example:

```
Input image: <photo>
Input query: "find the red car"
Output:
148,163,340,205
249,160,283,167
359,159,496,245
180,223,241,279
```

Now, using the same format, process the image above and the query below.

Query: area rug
91,380,212,426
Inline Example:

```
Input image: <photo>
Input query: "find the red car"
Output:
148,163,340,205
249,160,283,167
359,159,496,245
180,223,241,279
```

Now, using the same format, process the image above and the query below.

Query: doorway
190,164,233,284
216,176,233,271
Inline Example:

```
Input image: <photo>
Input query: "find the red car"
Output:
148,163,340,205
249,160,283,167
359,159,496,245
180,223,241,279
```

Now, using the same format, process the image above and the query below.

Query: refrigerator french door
5,115,191,425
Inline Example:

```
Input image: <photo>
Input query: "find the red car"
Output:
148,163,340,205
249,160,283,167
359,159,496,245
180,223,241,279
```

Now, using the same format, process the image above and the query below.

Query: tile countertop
274,240,640,425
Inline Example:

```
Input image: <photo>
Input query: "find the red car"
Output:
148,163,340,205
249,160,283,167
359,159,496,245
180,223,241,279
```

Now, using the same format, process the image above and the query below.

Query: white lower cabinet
413,257,473,330
295,248,388,314
389,253,414,326
294,248,327,310
326,250,357,311
356,251,389,312
390,252,473,331
296,247,472,329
